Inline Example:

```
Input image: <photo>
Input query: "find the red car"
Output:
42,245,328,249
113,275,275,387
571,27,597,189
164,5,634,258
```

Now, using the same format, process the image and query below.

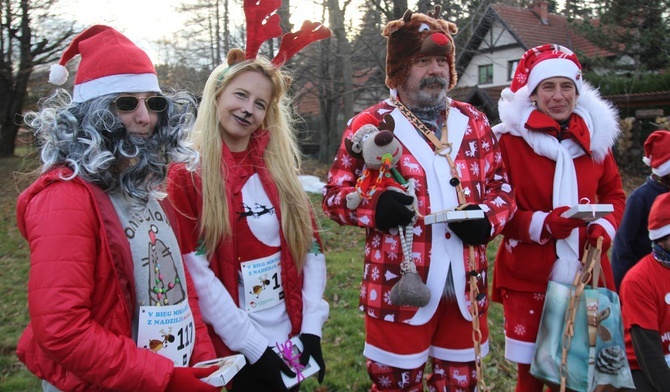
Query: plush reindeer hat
225,0,331,68
382,6,459,90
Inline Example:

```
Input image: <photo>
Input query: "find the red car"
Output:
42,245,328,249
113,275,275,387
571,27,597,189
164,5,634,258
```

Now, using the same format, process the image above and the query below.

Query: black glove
230,362,262,392
374,190,415,231
299,333,326,383
235,347,295,392
448,204,492,245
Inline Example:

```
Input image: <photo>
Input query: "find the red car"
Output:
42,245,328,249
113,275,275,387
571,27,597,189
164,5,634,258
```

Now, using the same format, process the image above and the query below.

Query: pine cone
596,346,626,374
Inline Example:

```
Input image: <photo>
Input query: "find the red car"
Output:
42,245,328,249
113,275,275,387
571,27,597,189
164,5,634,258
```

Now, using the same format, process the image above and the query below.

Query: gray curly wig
23,89,199,210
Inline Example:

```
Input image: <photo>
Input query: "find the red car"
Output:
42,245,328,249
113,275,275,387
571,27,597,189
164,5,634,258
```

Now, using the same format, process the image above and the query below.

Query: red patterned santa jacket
323,98,516,324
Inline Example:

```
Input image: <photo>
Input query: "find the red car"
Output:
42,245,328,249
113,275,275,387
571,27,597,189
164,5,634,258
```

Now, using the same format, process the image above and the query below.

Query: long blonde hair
189,57,314,271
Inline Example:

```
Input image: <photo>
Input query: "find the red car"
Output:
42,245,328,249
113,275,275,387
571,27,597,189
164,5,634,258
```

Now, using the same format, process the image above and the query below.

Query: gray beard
109,131,169,212
412,89,447,108
411,76,449,108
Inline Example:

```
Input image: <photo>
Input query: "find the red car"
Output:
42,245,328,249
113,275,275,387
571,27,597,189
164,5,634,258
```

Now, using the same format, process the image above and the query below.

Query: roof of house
457,3,613,75
491,4,610,57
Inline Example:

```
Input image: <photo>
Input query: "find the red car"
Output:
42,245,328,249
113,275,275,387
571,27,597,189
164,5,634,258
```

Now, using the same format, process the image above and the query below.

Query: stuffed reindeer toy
345,114,430,307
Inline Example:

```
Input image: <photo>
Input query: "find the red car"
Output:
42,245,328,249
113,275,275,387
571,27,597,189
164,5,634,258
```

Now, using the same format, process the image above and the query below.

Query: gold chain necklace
391,96,490,391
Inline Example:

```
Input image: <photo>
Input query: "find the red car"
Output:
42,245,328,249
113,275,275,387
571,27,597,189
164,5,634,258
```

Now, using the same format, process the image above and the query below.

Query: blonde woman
168,56,328,392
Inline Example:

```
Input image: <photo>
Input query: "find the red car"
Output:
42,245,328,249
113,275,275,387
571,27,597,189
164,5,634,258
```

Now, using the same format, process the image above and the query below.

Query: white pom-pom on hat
501,87,515,102
49,64,69,85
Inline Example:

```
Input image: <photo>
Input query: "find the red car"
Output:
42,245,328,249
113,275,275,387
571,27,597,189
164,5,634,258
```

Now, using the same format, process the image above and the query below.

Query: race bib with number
137,301,196,367
240,251,284,313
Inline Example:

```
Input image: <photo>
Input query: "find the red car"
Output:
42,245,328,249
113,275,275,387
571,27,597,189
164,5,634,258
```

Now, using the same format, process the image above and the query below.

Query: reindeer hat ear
227,48,246,66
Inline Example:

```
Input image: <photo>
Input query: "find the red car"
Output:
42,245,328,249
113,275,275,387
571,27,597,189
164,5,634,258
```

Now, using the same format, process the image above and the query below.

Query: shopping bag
530,239,634,392
531,279,590,391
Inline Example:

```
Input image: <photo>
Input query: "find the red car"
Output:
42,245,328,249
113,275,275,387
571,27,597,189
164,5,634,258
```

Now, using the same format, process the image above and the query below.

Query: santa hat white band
644,156,670,177
72,73,161,103
527,58,583,95
649,224,670,241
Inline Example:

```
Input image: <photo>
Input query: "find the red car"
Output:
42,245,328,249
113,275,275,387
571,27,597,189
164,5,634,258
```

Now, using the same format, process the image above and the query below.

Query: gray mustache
420,76,448,89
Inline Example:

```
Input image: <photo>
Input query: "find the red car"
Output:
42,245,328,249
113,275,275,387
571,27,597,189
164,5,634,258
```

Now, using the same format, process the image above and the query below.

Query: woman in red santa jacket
492,44,626,392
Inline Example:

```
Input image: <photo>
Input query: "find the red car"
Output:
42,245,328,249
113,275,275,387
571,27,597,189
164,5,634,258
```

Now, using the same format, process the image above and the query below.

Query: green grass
0,155,519,391
0,154,42,392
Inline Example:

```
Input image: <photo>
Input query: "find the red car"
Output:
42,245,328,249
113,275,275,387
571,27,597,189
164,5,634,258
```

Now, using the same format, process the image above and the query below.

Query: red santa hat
49,25,160,103
648,192,670,241
643,130,670,177
509,44,583,96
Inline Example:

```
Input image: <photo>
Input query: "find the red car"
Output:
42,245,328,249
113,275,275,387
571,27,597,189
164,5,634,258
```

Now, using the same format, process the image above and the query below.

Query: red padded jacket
16,168,215,391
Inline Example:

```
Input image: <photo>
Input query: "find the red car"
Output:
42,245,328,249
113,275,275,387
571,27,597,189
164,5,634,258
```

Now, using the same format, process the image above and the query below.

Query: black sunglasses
113,95,168,112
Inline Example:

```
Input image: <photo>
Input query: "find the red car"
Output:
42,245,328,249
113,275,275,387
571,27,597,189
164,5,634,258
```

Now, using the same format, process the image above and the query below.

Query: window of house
508,60,520,81
478,64,493,84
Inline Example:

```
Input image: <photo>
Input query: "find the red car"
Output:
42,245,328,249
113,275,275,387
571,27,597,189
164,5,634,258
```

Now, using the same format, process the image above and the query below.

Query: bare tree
176,0,242,70
289,0,356,162
0,0,76,157
362,0,407,22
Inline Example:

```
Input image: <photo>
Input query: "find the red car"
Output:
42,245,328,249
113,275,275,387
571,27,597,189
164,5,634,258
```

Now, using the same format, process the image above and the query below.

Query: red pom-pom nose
430,33,449,47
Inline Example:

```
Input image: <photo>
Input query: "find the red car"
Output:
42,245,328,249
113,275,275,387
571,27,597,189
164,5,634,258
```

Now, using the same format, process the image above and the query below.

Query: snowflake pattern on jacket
323,99,516,324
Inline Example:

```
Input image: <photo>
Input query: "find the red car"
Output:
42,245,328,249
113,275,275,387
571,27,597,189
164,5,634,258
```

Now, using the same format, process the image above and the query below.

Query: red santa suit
16,168,215,392
492,81,625,365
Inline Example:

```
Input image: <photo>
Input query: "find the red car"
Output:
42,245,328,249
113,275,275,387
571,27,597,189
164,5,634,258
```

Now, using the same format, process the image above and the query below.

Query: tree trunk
0,118,18,157
0,0,73,158
392,0,408,19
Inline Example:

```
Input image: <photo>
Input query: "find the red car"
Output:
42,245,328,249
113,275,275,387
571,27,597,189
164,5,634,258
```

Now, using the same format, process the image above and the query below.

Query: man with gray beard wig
323,6,515,391
15,25,220,392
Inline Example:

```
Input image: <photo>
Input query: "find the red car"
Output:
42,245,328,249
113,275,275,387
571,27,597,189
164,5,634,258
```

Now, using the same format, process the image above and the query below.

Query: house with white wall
453,1,612,122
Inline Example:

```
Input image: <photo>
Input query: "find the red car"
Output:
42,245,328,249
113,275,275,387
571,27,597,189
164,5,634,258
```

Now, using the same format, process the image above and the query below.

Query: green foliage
0,156,41,392
584,70,670,95
572,0,670,72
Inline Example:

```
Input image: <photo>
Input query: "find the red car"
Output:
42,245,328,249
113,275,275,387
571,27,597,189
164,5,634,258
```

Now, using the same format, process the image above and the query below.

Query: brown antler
378,114,396,133
271,20,331,66
427,5,442,19
244,0,283,60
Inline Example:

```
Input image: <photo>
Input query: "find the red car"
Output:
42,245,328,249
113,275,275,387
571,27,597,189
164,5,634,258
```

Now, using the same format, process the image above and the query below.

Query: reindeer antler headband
226,0,331,67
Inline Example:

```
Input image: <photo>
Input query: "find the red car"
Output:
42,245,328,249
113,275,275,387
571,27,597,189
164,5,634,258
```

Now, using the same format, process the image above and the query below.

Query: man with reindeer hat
323,6,516,391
